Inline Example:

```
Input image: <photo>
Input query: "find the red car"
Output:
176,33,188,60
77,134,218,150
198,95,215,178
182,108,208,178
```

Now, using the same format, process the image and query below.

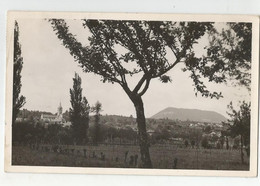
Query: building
40,114,57,122
40,102,64,125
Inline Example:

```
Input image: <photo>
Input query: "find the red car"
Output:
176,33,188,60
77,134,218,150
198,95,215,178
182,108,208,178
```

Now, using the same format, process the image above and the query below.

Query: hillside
151,107,227,123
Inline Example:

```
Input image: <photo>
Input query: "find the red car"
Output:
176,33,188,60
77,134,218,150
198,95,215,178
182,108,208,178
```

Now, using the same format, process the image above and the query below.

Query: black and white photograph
5,12,259,176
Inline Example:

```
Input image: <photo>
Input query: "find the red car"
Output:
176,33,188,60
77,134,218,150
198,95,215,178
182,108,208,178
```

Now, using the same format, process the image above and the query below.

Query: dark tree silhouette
201,136,209,149
13,21,26,123
207,23,252,90
214,23,252,162
50,20,252,168
81,96,90,143
218,23,252,160
204,125,212,134
191,140,196,148
227,101,250,163
62,110,70,121
92,101,102,145
69,73,90,144
184,140,189,148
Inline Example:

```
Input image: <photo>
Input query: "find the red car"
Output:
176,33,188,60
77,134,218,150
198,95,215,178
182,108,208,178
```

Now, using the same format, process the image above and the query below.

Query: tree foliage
50,20,252,97
204,125,212,134
50,20,236,98
227,101,250,145
69,73,90,144
206,23,252,90
13,21,26,123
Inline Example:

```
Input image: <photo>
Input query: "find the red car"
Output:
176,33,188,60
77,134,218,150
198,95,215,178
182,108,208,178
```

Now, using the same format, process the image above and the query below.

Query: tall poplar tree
13,21,26,123
69,73,90,144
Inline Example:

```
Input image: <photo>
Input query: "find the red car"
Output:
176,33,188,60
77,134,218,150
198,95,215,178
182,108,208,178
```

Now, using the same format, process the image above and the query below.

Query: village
15,102,237,150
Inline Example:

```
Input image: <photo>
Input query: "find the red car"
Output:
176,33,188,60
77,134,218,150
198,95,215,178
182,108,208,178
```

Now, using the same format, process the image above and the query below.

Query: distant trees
151,126,172,142
219,135,225,149
17,109,53,120
12,121,73,145
201,137,209,149
13,21,26,123
62,110,70,121
220,130,230,150
50,19,252,168
204,126,212,134
233,137,240,149
13,108,142,146
12,121,33,145
184,140,189,148
92,101,102,145
189,129,203,147
227,101,250,163
69,73,90,145
191,140,196,148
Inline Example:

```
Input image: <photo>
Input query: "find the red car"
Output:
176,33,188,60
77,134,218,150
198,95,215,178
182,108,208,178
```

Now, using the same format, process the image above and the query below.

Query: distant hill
151,107,227,123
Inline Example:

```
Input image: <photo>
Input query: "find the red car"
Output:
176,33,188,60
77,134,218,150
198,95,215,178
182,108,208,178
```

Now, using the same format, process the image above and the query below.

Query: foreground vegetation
12,144,249,170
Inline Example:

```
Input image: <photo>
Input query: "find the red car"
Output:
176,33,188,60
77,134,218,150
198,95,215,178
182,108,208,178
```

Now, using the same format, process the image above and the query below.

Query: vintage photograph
5,12,259,176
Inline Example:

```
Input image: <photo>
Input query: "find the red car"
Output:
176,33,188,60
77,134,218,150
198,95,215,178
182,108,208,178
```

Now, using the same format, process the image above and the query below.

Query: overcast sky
17,19,250,118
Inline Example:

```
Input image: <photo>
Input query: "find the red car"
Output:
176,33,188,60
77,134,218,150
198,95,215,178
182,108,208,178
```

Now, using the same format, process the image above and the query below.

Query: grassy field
12,144,249,170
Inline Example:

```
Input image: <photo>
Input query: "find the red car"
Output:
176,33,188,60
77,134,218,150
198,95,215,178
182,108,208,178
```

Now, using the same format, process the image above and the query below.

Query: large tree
50,20,252,168
215,23,252,163
69,73,90,145
13,21,26,123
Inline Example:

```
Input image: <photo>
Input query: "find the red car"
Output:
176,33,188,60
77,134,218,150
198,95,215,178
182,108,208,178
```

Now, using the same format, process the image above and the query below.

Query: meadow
12,144,249,170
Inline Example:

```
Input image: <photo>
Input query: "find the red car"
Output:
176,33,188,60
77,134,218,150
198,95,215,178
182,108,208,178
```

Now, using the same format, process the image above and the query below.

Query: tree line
12,120,138,146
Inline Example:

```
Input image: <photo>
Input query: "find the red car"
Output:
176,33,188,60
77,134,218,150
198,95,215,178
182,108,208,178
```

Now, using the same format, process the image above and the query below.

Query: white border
4,11,259,177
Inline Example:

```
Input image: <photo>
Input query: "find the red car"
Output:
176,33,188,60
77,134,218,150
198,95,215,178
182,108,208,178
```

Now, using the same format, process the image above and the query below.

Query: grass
12,144,249,170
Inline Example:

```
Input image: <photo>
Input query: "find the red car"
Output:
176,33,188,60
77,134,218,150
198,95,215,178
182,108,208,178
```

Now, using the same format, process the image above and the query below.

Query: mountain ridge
151,107,227,123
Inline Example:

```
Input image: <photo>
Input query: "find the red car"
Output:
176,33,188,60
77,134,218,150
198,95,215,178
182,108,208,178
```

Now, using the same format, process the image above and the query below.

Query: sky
17,18,250,118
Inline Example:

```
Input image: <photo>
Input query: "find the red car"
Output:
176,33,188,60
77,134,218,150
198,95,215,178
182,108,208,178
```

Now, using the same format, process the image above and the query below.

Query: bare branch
138,79,151,97
133,74,147,94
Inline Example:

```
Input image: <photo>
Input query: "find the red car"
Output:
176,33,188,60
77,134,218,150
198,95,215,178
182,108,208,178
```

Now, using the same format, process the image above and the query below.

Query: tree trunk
132,96,152,168
226,137,229,150
240,135,244,164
